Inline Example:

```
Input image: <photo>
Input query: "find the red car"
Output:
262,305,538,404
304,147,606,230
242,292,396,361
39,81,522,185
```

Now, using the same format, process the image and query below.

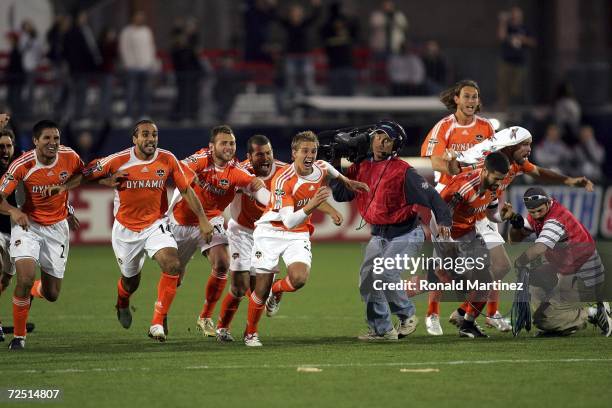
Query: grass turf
0,243,610,408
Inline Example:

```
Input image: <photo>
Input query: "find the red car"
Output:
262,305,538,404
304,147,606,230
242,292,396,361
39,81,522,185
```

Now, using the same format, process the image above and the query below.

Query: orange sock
245,292,265,335
459,301,469,313
30,280,44,299
271,276,296,294
152,273,179,325
427,290,441,316
465,301,486,320
116,278,131,309
487,290,499,317
200,270,227,318
217,291,243,329
12,296,30,337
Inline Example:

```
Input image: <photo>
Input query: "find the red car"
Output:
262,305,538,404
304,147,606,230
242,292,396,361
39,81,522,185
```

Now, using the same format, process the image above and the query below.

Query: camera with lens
317,121,407,163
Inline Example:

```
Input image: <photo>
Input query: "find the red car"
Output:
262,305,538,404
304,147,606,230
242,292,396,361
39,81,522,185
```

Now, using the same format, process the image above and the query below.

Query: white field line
2,358,610,375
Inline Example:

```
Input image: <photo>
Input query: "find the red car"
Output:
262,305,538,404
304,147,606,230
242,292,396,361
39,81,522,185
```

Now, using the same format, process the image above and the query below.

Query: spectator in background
171,24,204,122
422,40,449,95
98,27,118,121
63,11,102,121
320,1,358,96
387,44,425,96
533,124,573,175
275,0,322,97
46,15,72,118
497,6,536,110
553,81,581,140
243,0,276,62
369,1,408,57
6,33,25,120
572,125,605,183
119,11,157,120
19,20,44,118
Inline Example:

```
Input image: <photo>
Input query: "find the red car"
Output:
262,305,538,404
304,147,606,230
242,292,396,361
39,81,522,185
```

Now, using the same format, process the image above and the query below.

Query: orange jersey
171,149,255,225
421,114,494,186
230,160,288,230
0,147,83,225
256,160,337,234
85,147,193,232
440,169,502,238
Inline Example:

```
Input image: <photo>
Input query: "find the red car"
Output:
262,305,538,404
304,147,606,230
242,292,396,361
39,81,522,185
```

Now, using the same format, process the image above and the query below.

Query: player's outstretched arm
180,186,213,243
529,166,594,192
317,200,343,226
41,174,85,197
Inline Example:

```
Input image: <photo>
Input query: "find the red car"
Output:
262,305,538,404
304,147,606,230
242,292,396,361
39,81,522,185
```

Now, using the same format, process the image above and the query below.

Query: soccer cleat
8,336,25,350
216,328,235,343
116,306,132,329
459,320,489,338
395,316,418,338
448,309,465,328
485,311,512,332
357,327,399,341
148,324,166,342
163,316,168,336
265,292,282,317
425,314,443,336
0,323,4,342
592,302,612,337
244,333,263,347
196,317,216,337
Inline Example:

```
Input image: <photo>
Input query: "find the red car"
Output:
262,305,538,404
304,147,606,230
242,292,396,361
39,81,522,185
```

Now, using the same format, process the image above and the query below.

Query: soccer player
420,79,496,335
243,131,368,347
0,127,16,341
445,126,594,330
168,125,268,338
502,187,611,337
430,152,510,338
84,119,211,342
215,134,343,342
0,120,85,350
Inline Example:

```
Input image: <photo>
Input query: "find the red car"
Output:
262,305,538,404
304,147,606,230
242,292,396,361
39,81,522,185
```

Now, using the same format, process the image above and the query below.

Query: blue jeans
359,226,425,335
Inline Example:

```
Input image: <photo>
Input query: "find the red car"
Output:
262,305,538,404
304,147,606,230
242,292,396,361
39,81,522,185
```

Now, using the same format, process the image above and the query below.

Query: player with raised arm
84,120,211,342
167,125,268,338
0,120,84,350
420,79,496,335
242,131,368,347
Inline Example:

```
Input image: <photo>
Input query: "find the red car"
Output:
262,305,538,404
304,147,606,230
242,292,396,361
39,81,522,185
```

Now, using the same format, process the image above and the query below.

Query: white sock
587,306,597,318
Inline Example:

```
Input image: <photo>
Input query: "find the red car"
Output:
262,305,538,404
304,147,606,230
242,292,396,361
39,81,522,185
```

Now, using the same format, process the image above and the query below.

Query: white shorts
475,218,505,250
251,227,311,273
227,219,277,275
112,218,177,278
0,232,15,276
10,220,70,279
171,215,228,268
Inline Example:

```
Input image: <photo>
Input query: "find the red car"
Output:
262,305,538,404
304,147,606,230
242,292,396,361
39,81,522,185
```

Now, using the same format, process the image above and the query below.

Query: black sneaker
593,302,612,337
459,320,489,338
8,336,25,350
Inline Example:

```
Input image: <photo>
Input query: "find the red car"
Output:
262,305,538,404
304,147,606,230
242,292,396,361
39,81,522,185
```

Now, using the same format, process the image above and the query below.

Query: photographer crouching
327,121,452,340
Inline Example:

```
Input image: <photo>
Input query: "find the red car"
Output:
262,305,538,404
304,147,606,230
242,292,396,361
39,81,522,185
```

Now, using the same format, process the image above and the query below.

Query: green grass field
1,243,610,408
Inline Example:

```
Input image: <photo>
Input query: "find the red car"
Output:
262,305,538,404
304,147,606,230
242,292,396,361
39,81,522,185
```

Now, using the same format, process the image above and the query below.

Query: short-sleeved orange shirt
0,147,83,225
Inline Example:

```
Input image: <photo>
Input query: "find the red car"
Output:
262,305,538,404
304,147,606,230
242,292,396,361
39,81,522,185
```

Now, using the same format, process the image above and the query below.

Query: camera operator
329,121,452,340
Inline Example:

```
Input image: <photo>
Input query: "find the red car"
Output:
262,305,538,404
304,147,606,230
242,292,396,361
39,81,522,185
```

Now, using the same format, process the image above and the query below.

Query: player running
215,134,343,342
429,152,510,338
243,131,368,347
84,119,211,342
0,120,84,350
420,79,496,335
